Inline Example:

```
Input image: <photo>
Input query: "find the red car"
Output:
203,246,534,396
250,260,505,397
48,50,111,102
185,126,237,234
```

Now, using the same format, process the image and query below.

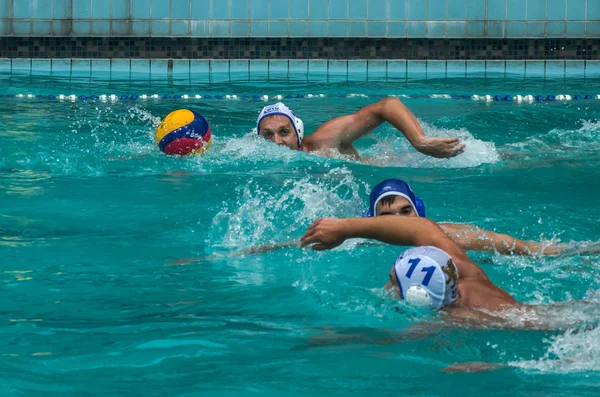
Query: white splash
504,119,600,156
213,132,300,165
209,167,364,249
512,325,600,373
363,121,500,168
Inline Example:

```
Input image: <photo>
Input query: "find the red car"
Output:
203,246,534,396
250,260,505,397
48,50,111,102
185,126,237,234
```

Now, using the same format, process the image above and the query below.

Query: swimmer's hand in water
301,218,348,250
413,137,466,158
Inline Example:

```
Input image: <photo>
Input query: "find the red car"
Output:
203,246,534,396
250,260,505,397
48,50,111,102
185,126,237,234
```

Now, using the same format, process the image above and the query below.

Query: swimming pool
2,73,600,396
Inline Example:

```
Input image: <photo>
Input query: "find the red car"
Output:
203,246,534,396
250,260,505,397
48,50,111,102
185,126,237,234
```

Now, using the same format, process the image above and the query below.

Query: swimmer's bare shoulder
454,277,522,312
302,134,363,160
303,115,356,149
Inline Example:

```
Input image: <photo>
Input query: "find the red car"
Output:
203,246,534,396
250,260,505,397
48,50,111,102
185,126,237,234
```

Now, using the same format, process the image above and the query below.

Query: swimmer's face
384,266,401,297
258,115,299,150
376,196,417,217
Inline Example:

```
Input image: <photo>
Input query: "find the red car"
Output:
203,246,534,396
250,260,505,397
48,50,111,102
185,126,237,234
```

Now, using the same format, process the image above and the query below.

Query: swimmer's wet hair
378,195,402,208
366,179,426,217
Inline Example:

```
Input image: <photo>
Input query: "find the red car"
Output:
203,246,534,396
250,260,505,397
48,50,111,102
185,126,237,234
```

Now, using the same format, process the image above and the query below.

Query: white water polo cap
256,102,304,147
393,246,459,310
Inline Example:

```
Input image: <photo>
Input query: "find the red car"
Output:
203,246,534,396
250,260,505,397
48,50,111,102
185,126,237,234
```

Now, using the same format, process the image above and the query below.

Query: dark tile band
0,37,598,60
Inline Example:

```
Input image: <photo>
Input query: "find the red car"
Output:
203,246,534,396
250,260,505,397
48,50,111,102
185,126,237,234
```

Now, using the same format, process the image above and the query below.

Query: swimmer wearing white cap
255,99,465,160
301,216,520,313
299,216,600,369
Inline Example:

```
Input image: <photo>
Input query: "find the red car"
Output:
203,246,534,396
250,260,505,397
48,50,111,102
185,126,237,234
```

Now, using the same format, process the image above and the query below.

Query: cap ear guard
294,117,304,146
414,197,426,217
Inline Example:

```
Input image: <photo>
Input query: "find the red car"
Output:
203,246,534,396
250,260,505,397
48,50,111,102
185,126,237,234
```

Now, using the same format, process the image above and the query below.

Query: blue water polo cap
365,179,426,217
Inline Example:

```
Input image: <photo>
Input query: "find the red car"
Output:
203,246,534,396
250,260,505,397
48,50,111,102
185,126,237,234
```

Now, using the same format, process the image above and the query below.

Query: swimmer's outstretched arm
439,223,565,256
307,327,505,372
297,323,442,350
233,239,382,257
234,239,300,255
302,217,459,254
311,98,465,158
234,238,382,256
565,240,600,255
168,240,300,265
301,216,487,281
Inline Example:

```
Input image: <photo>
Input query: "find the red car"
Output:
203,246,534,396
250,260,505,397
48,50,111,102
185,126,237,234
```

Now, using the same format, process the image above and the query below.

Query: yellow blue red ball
155,109,212,155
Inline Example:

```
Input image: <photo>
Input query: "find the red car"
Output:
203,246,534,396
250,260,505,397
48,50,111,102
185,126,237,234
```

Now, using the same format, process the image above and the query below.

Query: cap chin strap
294,117,304,147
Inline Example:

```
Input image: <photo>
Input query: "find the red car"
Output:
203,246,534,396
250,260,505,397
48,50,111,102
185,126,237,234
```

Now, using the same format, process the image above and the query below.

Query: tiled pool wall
3,57,599,79
1,0,599,38
0,0,598,78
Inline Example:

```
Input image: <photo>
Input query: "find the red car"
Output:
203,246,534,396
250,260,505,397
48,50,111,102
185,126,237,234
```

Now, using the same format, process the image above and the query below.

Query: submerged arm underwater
168,234,600,265
439,223,572,256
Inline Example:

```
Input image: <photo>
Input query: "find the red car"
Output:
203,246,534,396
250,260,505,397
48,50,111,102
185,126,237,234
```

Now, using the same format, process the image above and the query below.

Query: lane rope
2,93,600,102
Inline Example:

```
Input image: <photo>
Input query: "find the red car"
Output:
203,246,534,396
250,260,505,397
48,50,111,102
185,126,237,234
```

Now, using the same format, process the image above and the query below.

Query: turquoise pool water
2,73,600,396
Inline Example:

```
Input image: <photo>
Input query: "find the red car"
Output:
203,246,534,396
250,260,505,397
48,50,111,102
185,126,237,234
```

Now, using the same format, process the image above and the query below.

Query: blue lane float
2,93,600,103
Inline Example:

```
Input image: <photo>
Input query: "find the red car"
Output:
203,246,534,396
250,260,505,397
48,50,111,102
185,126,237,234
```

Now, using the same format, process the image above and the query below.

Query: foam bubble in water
125,105,163,128
550,119,600,149
205,131,359,173
84,105,162,158
214,132,300,165
209,167,364,249
13,104,166,176
504,119,600,157
512,325,600,373
202,122,500,170
470,297,600,373
362,121,500,168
